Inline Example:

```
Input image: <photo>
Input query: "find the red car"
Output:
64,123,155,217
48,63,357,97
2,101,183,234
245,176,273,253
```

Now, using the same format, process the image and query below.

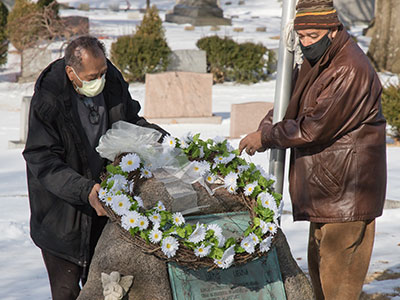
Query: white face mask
71,67,106,97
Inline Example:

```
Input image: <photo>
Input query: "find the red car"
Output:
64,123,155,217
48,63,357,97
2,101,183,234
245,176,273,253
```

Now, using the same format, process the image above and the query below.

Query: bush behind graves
0,1,8,66
382,83,400,139
196,35,276,83
111,5,171,82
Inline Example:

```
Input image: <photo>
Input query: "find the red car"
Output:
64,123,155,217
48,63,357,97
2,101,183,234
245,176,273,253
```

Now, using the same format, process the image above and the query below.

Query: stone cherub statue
101,271,134,300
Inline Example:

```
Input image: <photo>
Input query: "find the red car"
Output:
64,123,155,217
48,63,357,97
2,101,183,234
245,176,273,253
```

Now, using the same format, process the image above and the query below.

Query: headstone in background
8,96,31,149
144,71,221,124
167,50,207,73
230,102,274,138
166,0,231,26
61,16,90,36
20,48,53,83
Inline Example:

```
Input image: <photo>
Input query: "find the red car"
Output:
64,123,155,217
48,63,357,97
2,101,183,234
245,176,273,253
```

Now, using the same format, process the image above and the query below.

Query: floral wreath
99,133,283,270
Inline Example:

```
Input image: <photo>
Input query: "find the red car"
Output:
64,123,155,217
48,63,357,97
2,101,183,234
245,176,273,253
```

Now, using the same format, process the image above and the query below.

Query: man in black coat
23,36,167,300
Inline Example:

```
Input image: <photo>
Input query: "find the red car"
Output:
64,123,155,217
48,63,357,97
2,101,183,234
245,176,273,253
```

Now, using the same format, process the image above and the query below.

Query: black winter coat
23,58,166,267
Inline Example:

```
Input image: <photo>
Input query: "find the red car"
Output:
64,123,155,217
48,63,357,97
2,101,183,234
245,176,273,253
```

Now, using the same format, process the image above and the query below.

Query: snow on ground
0,0,399,299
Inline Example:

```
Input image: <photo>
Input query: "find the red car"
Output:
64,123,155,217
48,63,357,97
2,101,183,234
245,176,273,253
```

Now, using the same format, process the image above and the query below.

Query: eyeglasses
82,98,100,125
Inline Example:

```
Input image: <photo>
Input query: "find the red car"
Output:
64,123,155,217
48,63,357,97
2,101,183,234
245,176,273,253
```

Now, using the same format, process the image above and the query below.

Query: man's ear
331,27,339,39
65,65,74,82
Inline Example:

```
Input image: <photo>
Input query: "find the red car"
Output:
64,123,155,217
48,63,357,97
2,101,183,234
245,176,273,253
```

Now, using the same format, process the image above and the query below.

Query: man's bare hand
239,131,264,156
88,183,107,216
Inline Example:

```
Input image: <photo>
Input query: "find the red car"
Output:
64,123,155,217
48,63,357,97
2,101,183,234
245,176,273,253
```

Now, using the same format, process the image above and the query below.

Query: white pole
269,0,297,195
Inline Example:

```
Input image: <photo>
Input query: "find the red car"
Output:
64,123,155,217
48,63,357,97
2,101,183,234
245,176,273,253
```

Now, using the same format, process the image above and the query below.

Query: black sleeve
23,93,95,206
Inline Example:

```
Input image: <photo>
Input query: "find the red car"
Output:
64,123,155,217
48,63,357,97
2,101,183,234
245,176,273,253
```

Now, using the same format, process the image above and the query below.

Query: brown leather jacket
258,28,386,222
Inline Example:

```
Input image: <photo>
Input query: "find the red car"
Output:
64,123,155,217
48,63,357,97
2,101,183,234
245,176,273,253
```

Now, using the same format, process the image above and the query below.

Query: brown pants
308,220,375,300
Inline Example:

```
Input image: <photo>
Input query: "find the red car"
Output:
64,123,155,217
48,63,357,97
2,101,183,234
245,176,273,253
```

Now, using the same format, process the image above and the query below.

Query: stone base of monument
165,4,231,26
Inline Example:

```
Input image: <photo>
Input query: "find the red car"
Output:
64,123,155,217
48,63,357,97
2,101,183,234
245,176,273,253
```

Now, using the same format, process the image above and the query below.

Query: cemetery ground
0,0,399,299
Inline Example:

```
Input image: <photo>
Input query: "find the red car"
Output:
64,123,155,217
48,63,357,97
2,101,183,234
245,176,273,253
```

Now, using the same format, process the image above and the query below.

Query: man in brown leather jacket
239,0,386,299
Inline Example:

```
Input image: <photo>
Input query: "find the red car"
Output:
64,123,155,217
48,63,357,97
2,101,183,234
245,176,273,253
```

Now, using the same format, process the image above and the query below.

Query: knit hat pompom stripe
294,0,341,30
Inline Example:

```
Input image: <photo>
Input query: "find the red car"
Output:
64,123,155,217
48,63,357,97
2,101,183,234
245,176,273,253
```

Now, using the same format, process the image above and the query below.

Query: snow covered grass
0,0,399,299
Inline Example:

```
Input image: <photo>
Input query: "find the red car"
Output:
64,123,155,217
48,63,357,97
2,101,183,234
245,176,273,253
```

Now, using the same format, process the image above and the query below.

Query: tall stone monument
166,0,231,26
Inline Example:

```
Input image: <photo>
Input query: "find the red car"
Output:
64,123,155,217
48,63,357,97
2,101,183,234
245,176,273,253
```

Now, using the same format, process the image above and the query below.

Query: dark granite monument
166,0,231,26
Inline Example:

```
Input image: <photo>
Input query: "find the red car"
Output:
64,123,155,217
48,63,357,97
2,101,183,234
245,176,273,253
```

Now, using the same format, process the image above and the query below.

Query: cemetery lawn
0,0,399,299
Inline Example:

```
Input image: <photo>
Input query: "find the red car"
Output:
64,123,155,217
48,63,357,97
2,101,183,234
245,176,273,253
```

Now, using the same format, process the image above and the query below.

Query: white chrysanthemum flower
214,245,235,269
112,194,131,215
214,155,225,164
241,236,256,254
213,136,225,144
260,236,273,253
194,244,211,258
121,211,141,230
237,165,250,173
149,212,161,225
162,135,176,150
224,172,238,188
226,142,234,152
107,174,128,192
155,201,165,211
244,181,258,196
259,219,268,235
140,167,152,179
133,196,144,208
188,223,206,244
98,188,107,200
248,233,260,245
172,212,185,226
149,228,163,244
137,216,149,230
178,137,189,149
267,222,278,235
191,161,209,176
120,153,140,173
205,173,216,184
207,224,222,237
161,236,179,258
103,193,113,205
227,185,237,194
259,192,278,211
221,153,235,164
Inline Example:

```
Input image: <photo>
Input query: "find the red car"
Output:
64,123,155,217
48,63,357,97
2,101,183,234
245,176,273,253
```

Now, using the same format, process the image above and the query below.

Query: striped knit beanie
294,0,341,30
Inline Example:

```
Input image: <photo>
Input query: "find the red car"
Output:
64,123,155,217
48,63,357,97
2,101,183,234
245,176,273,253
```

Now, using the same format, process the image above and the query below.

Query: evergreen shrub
382,83,400,139
0,2,8,66
111,5,171,82
7,0,41,52
196,35,275,83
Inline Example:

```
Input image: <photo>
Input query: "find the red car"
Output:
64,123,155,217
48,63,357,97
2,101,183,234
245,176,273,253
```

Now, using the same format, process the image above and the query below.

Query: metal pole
269,0,297,195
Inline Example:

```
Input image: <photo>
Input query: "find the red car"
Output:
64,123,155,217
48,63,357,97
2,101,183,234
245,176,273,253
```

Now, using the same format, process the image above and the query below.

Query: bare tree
367,0,400,73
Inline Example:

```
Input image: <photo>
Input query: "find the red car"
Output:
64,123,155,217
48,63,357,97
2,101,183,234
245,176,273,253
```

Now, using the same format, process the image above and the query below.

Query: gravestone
333,0,375,27
230,102,274,138
78,178,314,300
144,72,222,124
8,96,31,149
61,16,89,36
167,50,207,73
166,0,231,26
20,48,54,83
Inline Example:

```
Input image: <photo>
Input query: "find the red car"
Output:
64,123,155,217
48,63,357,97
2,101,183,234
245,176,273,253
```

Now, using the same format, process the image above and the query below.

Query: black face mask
300,31,332,66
